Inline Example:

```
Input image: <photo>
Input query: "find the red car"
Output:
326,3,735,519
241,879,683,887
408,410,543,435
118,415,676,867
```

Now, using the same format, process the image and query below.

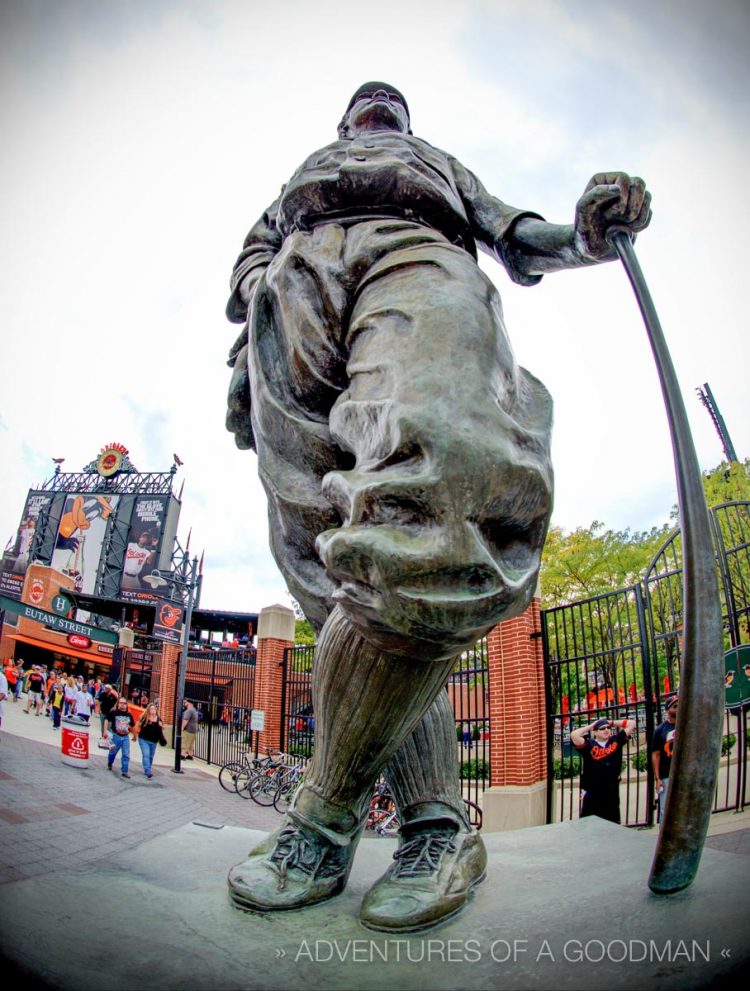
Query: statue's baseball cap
345,81,410,120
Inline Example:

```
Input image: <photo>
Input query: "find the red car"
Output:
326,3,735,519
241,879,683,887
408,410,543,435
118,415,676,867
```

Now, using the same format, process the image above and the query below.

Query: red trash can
61,720,90,768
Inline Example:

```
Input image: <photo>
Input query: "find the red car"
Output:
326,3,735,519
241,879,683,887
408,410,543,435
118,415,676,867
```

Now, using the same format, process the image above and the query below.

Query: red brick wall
254,635,293,754
487,598,546,787
155,643,181,729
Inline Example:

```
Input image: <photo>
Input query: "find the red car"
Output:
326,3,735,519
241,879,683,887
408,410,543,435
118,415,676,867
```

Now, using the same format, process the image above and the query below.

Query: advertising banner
49,493,118,595
0,491,54,599
119,495,170,602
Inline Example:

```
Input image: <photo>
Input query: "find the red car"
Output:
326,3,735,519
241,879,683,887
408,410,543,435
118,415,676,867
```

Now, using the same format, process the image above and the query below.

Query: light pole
143,554,200,773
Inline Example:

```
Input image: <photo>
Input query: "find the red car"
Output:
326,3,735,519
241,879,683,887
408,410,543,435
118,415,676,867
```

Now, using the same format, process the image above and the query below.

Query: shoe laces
392,829,457,878
269,826,330,890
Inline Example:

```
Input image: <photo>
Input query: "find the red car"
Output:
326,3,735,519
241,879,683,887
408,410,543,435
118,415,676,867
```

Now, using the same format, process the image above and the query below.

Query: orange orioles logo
590,741,619,760
663,729,676,758
158,603,181,628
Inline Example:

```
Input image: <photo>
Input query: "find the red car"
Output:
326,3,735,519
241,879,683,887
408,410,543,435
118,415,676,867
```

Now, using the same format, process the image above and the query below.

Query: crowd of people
1,658,167,780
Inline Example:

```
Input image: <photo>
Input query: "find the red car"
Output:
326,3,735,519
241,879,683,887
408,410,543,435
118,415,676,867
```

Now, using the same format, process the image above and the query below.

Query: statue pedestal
2,818,747,989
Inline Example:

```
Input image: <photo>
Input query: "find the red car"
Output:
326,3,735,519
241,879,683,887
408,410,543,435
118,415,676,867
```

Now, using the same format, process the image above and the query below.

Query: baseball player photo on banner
119,496,169,600
0,491,54,598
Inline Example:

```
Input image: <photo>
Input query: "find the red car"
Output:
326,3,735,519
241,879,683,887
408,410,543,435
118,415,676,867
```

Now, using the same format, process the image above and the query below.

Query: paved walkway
0,698,282,886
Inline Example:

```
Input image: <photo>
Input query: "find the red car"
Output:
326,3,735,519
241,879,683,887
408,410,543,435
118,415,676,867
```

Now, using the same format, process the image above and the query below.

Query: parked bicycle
272,761,307,813
235,752,292,804
218,749,286,793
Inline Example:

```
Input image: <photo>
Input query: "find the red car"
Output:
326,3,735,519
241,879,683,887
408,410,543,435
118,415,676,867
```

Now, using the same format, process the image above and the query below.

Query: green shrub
460,758,490,780
553,755,582,780
630,751,649,772
287,743,314,759
721,733,736,757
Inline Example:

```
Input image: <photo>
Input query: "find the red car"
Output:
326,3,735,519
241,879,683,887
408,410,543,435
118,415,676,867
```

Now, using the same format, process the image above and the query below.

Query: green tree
540,521,670,607
294,618,316,646
702,459,750,506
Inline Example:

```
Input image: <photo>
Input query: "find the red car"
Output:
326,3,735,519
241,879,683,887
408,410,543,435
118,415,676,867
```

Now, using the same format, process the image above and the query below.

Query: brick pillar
157,644,181,733
482,593,547,831
254,604,295,755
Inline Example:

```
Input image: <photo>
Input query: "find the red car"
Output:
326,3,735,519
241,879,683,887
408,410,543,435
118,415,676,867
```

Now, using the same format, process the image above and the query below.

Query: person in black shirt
571,716,636,823
135,703,165,779
97,685,119,740
105,697,136,778
652,694,678,822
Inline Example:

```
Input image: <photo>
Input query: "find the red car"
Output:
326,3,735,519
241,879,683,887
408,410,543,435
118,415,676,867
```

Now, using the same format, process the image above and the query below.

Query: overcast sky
1,0,748,614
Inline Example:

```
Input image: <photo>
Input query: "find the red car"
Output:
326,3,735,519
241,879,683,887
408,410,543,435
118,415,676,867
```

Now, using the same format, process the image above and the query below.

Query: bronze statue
225,82,650,931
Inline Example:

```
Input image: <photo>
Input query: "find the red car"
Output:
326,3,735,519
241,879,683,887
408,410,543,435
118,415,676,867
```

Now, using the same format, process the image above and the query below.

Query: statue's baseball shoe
360,821,486,932
228,817,358,911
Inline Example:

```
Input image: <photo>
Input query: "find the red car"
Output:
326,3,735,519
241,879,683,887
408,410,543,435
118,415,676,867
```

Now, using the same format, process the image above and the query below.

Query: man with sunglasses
571,715,636,823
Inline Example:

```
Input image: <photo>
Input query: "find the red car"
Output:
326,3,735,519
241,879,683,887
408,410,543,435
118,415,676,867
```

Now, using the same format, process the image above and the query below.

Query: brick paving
0,729,280,886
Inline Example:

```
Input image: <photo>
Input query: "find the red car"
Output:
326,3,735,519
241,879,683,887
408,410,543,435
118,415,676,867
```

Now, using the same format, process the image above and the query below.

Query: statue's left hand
574,172,651,261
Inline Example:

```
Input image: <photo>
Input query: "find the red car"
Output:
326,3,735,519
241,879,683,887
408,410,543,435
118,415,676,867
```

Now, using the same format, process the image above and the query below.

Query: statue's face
345,86,409,135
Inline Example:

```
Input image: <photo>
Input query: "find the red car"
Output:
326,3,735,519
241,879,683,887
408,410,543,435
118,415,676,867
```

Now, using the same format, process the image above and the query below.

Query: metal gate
179,647,256,765
543,500,750,825
280,638,491,802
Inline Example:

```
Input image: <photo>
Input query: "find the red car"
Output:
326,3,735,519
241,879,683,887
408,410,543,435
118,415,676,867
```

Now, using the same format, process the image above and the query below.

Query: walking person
96,684,119,740
63,676,77,717
652,694,678,823
23,666,45,715
50,676,65,730
13,660,24,701
181,699,200,760
105,697,137,778
135,703,166,779
73,685,92,724
4,660,19,703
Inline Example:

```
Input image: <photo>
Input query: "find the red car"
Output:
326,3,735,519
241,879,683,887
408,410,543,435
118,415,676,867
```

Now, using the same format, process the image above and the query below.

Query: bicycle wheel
234,768,263,800
219,761,246,793
273,770,302,813
249,770,280,806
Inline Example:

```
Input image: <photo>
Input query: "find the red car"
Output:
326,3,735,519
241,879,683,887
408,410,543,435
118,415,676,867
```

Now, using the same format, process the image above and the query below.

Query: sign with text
250,710,265,732
0,594,117,645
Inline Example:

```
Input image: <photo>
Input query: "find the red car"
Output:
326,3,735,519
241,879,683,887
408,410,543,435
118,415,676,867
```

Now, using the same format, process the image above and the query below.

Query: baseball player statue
224,82,650,931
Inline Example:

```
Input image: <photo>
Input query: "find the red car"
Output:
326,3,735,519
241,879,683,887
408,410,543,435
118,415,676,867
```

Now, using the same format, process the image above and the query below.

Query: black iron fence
178,647,256,766
280,637,491,802
543,500,750,826
280,643,315,762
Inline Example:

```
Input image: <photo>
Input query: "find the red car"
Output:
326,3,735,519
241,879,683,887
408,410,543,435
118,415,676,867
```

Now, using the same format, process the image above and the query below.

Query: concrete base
482,781,547,832
1,818,747,990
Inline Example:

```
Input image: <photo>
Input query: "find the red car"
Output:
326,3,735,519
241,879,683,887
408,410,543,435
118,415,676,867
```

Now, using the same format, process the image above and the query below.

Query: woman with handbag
135,703,166,779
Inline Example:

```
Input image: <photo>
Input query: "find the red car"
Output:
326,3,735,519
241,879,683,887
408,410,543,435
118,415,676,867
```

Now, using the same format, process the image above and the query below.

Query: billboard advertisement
50,493,118,594
0,491,54,599
119,495,171,602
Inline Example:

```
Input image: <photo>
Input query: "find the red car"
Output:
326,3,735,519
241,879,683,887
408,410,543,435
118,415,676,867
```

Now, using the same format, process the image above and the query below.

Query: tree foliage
541,460,749,609
701,458,750,507
540,521,670,608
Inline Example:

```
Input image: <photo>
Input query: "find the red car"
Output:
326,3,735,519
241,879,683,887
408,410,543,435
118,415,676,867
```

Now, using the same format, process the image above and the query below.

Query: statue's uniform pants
248,219,553,835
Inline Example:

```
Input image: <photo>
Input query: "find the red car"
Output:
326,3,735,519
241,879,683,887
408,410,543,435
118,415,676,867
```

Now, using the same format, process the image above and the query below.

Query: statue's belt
286,208,473,252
